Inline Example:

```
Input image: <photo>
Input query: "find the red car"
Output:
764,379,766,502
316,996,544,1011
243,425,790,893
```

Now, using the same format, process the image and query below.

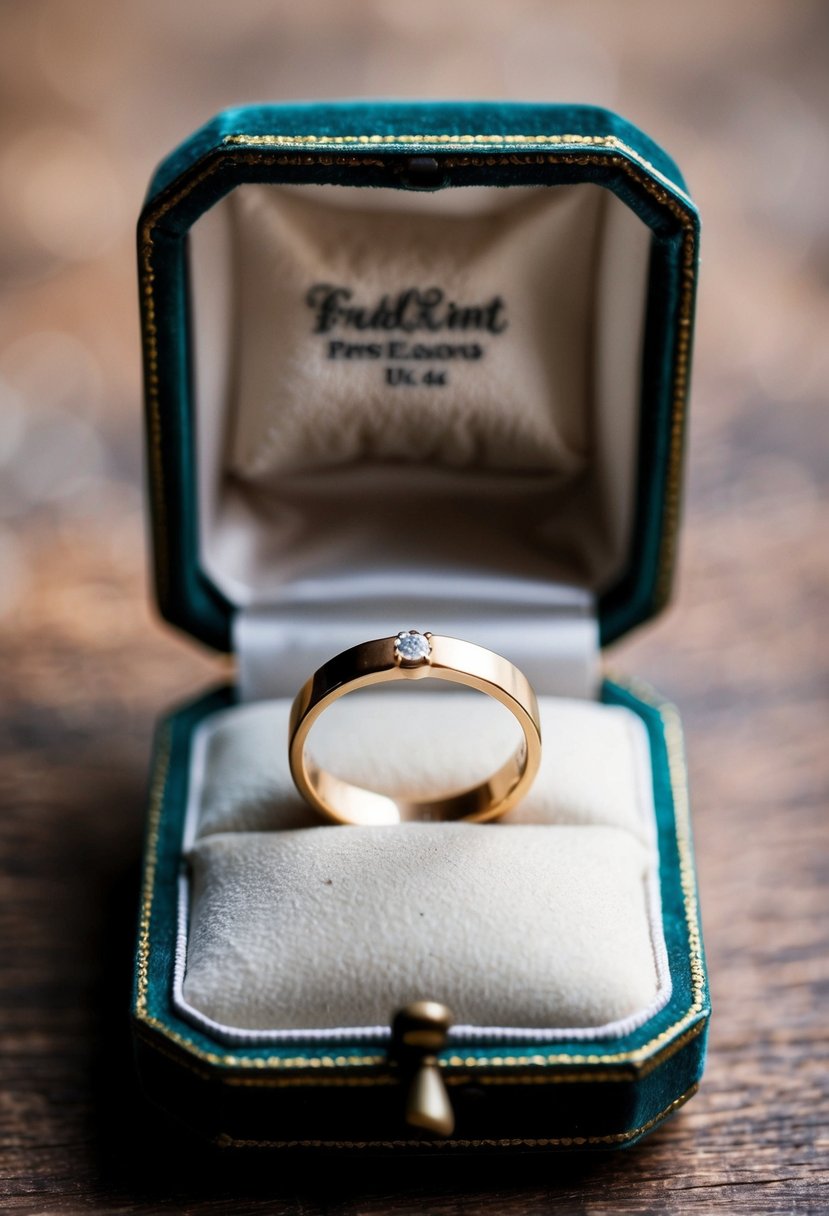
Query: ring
288,630,542,826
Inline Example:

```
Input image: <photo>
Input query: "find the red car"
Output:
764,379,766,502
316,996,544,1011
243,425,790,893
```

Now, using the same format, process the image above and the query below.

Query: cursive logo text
306,284,508,336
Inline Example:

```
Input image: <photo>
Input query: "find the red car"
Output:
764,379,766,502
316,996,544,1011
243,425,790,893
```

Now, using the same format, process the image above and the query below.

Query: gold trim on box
211,1082,699,1150
139,134,696,623
133,679,707,1086
220,131,694,207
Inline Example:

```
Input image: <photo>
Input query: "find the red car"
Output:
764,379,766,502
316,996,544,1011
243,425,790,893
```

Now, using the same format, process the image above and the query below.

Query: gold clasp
391,1001,454,1138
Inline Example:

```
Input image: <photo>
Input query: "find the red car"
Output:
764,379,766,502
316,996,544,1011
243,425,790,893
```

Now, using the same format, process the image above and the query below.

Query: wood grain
0,0,827,1211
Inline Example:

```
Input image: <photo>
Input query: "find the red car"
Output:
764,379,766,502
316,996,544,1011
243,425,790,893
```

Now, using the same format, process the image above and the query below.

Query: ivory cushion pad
181,693,667,1034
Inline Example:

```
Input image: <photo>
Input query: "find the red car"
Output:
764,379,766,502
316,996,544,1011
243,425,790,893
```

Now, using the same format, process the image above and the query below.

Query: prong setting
394,630,432,666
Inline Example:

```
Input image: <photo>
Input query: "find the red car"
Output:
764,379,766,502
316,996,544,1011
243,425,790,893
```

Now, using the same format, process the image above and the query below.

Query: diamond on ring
394,630,432,664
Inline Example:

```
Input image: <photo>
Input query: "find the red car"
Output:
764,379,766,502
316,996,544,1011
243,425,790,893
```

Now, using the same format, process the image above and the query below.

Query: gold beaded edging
133,679,707,1083
211,1083,699,1150
134,729,170,1022
221,131,693,207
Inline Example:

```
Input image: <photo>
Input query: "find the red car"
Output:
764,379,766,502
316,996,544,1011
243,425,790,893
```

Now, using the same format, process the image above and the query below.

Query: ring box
134,101,709,1151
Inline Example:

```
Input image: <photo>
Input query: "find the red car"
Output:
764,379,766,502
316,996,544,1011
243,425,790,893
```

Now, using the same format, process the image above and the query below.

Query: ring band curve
288,630,542,826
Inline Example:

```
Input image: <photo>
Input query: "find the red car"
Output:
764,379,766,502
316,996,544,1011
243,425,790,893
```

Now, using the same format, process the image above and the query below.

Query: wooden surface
1,1,827,1211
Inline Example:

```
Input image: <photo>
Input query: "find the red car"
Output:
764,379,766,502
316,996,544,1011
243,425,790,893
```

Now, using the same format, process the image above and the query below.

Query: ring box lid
138,101,698,664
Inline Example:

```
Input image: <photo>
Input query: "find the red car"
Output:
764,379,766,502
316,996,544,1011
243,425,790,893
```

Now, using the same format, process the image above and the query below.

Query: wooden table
1,1,827,1211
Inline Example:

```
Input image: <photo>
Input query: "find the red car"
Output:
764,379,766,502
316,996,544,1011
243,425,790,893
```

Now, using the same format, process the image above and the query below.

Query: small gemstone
395,630,431,663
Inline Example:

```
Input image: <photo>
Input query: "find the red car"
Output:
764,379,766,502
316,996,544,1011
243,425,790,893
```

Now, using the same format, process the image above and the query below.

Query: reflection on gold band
288,632,542,826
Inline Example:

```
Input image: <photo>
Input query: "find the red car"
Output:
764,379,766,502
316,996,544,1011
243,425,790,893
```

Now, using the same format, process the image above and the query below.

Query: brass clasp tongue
391,1001,455,1138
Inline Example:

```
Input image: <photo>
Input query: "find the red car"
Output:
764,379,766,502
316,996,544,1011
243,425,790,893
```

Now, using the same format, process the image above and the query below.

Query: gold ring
288,630,542,825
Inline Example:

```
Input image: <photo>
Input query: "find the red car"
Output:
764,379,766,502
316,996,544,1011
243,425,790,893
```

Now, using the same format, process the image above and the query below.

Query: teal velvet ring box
134,101,709,1151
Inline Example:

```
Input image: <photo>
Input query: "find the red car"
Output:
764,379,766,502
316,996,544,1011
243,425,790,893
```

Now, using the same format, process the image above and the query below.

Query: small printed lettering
385,367,447,387
327,340,383,360
326,339,482,362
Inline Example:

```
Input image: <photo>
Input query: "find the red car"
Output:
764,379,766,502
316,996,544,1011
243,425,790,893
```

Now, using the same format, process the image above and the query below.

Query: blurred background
1,0,826,733
0,0,827,1208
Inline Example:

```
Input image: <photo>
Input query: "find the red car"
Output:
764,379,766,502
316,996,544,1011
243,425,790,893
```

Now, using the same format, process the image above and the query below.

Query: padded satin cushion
180,694,667,1033
187,824,655,1031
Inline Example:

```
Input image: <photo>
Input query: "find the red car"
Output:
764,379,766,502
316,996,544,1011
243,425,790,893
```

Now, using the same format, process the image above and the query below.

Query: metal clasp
391,1001,455,1138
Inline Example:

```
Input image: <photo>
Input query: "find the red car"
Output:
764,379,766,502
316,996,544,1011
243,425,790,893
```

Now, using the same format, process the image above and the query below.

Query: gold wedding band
288,630,542,826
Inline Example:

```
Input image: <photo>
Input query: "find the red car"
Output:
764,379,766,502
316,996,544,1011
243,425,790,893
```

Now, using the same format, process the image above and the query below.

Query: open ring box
134,101,709,1152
